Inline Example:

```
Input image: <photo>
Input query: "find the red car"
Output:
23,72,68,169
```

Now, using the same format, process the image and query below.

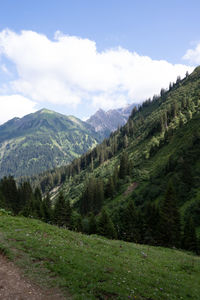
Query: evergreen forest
1,66,200,255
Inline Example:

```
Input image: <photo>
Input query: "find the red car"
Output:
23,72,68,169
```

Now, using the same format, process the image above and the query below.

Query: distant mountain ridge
0,109,101,178
86,103,138,136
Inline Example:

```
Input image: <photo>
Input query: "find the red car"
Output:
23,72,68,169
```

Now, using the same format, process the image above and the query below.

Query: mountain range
0,104,136,179
86,103,137,136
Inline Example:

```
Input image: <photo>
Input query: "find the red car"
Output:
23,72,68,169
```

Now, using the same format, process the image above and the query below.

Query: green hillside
46,68,199,200
29,66,200,250
0,215,199,299
0,109,101,178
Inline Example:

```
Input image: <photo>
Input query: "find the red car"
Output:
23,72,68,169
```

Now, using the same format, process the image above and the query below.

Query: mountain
0,109,101,178
32,66,200,250
86,103,137,136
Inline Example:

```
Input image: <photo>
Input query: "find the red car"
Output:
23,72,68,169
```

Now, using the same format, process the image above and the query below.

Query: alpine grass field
0,214,199,300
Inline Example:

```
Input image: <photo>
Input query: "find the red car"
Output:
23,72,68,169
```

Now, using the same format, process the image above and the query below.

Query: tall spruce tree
143,203,160,245
42,192,52,223
97,209,117,239
182,217,198,253
119,152,128,179
18,181,34,214
159,180,181,248
88,213,97,235
54,192,71,227
121,200,140,243
0,176,19,214
105,177,115,199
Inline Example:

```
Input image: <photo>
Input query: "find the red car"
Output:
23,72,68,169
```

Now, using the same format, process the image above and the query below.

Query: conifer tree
42,192,52,223
71,212,82,232
33,187,43,217
0,176,19,214
159,180,181,247
65,199,72,228
182,217,197,253
18,181,34,213
105,177,115,198
80,180,94,215
121,200,140,243
80,178,103,215
97,209,117,239
0,190,5,209
54,192,69,226
112,167,119,189
119,152,128,179
88,213,97,234
143,203,160,245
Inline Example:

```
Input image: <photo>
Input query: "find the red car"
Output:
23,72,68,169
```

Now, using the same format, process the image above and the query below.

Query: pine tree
42,192,52,223
159,180,181,248
93,179,104,214
88,213,97,234
112,167,119,189
80,180,94,215
182,217,197,253
64,199,72,228
119,152,128,179
54,192,68,226
97,209,117,239
0,176,19,214
71,212,82,232
0,190,5,209
121,200,140,243
105,177,115,198
33,187,43,219
143,203,160,245
18,181,34,213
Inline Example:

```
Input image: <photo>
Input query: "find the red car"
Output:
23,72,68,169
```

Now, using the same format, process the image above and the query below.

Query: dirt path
0,255,67,300
123,182,138,196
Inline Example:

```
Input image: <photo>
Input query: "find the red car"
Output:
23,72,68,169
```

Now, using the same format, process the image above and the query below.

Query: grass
0,215,200,299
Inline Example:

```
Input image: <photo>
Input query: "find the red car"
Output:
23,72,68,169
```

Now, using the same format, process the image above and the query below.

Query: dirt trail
0,255,67,300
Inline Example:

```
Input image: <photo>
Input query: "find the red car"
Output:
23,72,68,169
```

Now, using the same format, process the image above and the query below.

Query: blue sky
0,0,200,123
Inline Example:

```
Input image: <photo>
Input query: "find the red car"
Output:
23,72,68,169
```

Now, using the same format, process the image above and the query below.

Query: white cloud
0,29,194,116
92,92,128,110
0,94,37,124
0,64,11,75
183,43,200,64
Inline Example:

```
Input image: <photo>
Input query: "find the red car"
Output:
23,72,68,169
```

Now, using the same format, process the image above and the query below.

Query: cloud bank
0,95,36,124
0,29,195,124
183,43,200,64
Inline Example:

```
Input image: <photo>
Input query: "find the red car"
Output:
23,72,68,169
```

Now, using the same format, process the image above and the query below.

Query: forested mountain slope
1,67,200,255
50,67,200,204
30,66,200,248
0,109,101,178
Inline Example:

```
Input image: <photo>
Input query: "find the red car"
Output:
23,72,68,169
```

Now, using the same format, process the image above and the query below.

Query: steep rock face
0,109,101,178
86,103,138,136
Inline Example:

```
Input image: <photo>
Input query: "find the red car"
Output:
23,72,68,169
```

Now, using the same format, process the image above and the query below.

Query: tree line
1,172,199,255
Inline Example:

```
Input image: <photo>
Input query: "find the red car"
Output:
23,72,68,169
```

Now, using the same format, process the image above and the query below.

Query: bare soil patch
0,255,67,300
123,182,138,196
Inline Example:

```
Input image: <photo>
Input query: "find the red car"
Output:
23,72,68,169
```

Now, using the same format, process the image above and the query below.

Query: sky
0,0,200,124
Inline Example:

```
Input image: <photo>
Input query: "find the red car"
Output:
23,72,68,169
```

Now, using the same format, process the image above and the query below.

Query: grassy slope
0,215,200,299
